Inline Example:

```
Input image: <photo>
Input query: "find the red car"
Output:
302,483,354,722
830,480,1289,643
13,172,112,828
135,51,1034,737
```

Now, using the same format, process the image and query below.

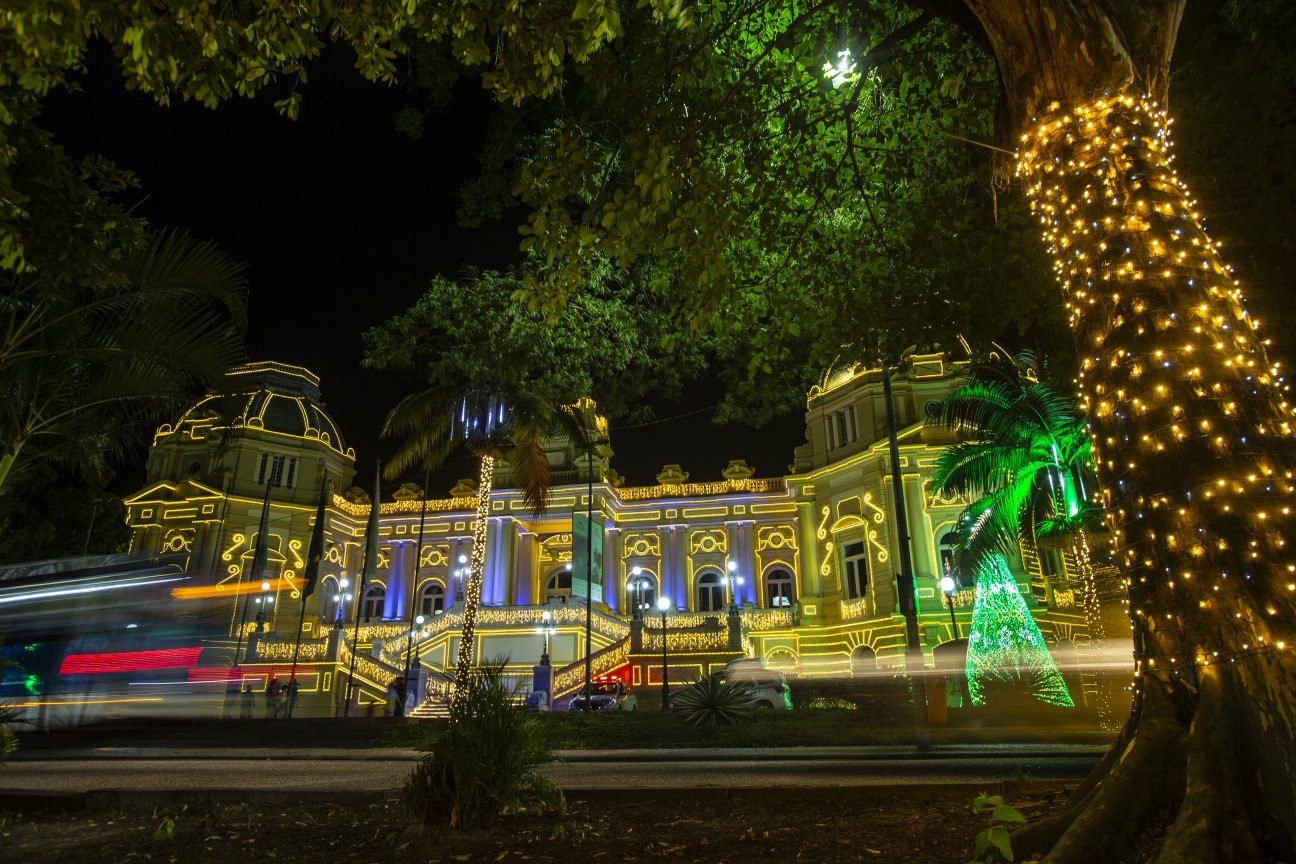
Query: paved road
1,752,1100,795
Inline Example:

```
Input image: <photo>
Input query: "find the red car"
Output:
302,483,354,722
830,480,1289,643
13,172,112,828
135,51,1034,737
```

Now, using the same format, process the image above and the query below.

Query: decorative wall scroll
689,529,726,555
756,525,796,552
621,533,661,559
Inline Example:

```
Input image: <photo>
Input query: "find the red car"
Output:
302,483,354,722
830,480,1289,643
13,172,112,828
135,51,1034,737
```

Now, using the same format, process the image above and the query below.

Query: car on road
717,659,793,709
567,680,637,712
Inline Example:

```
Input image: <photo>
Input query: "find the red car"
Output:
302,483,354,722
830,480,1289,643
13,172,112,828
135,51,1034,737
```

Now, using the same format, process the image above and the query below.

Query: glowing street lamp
657,595,671,712
823,46,856,88
333,577,352,629
628,566,651,619
725,560,744,611
254,580,273,632
939,574,959,638
413,614,426,668
454,554,469,599
536,610,556,665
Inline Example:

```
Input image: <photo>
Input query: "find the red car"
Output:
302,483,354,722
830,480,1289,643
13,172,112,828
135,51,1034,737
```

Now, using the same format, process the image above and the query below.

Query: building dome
168,361,351,456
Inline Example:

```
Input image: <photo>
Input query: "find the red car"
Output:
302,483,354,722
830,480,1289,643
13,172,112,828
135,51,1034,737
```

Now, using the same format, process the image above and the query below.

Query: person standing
392,676,408,718
240,684,255,720
265,677,279,719
285,678,300,719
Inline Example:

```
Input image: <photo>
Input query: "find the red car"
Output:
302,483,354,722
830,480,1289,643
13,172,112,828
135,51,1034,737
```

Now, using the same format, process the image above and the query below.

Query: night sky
40,43,806,495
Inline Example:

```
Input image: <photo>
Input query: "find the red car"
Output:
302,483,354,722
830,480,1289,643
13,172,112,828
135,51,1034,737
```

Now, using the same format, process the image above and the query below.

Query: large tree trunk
449,453,494,715
961,1,1296,859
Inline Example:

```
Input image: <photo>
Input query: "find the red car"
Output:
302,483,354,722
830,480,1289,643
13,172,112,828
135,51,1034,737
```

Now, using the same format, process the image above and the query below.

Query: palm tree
930,350,1121,721
0,229,247,492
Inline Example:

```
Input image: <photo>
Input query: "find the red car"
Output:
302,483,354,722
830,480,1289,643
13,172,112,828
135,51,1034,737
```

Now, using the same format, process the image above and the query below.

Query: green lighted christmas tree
965,554,1074,707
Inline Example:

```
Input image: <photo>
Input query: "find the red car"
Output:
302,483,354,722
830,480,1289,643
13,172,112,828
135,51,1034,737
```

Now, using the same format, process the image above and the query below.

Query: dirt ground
1,783,1071,864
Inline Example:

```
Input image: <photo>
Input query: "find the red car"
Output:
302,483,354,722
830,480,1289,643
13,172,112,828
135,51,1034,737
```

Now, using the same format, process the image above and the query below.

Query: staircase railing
551,636,631,699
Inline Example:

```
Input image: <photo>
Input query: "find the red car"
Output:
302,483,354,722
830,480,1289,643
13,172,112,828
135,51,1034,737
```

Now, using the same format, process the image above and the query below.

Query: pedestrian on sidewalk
265,677,280,719
285,678,300,718
240,684,254,720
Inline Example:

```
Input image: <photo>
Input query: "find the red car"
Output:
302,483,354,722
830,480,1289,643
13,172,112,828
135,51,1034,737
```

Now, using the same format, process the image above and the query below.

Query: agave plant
671,674,757,726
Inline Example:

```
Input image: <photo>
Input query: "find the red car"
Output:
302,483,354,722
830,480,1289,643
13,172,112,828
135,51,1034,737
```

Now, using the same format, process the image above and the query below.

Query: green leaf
986,825,1013,861
992,804,1025,823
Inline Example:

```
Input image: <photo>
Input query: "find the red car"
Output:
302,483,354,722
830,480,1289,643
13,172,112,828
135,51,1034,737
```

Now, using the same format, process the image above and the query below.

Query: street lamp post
536,610,556,665
333,577,352,629
254,581,273,632
725,560,744,611
413,614,426,668
454,554,468,603
940,575,959,638
657,595,671,712
628,567,650,619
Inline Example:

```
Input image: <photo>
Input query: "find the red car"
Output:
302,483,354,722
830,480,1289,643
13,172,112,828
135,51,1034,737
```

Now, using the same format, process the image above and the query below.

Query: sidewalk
9,742,1110,761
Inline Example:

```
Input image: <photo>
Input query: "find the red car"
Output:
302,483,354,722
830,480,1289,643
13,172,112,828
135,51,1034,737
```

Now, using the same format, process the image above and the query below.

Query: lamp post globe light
536,609,556,666
725,559,744,611
657,595,671,712
413,614,426,667
333,577,352,629
939,575,959,638
628,566,650,619
254,580,273,632
454,554,469,601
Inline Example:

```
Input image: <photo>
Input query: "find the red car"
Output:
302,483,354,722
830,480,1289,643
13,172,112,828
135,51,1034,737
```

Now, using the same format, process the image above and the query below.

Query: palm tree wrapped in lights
930,350,1118,715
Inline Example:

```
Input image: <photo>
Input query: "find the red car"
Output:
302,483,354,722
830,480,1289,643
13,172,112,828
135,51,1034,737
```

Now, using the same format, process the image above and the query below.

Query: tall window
843,541,869,599
825,407,859,450
938,531,960,585
765,568,795,607
360,584,385,619
417,581,445,617
544,567,573,602
256,454,298,488
695,571,724,612
321,576,340,621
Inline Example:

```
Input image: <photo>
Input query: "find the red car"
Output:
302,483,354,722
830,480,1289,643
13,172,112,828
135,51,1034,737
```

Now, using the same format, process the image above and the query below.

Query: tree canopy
361,263,706,482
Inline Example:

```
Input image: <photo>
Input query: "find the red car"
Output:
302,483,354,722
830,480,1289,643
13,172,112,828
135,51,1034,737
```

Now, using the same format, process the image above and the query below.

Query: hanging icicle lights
457,393,507,441
1017,94,1296,690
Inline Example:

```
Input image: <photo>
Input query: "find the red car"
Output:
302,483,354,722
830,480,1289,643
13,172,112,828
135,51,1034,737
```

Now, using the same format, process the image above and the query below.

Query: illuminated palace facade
124,358,1103,712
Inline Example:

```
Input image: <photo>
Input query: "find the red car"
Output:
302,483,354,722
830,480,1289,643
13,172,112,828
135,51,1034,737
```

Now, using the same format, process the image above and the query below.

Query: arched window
842,541,869,599
320,576,340,621
851,645,877,677
695,571,724,612
544,566,573,602
938,530,962,585
417,581,445,617
626,571,657,613
765,568,795,607
360,584,385,620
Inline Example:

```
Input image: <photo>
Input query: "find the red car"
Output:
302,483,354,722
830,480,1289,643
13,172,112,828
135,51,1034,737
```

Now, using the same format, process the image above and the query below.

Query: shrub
403,659,564,829
672,674,756,726
805,696,856,710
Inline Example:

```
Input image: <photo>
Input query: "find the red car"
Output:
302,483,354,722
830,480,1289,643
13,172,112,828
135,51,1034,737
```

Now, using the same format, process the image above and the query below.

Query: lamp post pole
332,577,352,629
536,610,555,666
413,614,425,669
657,595,671,711
725,559,744,611
940,575,959,638
629,567,646,619
880,350,931,750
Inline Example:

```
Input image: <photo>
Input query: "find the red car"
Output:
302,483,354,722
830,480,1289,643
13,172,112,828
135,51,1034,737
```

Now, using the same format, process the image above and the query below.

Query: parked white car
717,659,793,709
